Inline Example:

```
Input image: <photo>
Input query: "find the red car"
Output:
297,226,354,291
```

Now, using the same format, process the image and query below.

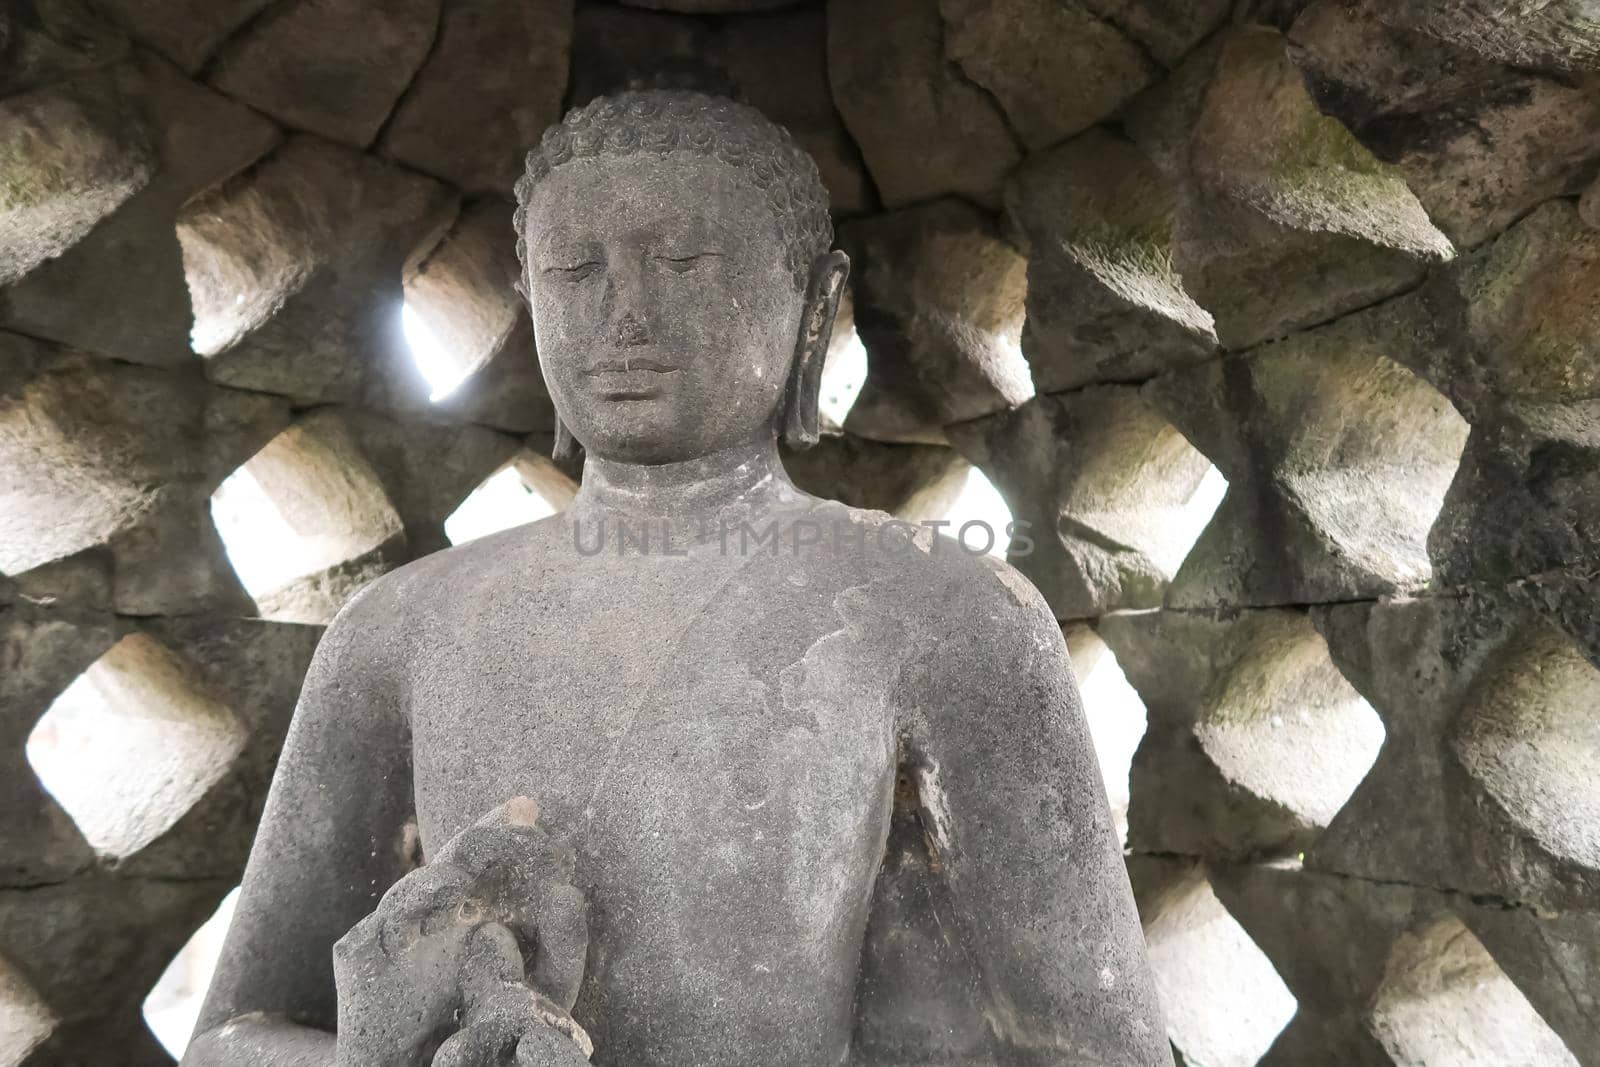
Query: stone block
1313,596,1600,914
1290,0,1600,248
1082,0,1231,67
0,337,288,614
381,0,572,195
939,0,1156,151
948,387,1214,619
1147,303,1468,609
206,0,440,147
1102,609,1383,860
1004,128,1216,393
0,52,280,368
1160,27,1454,348
840,200,1031,443
180,134,457,407
781,433,969,521
828,0,1020,209
90,0,271,73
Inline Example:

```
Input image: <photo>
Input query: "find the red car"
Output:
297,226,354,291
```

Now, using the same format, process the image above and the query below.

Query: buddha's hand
332,797,591,1067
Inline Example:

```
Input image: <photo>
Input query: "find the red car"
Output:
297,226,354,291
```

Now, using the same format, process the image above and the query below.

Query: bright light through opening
1078,644,1148,847
818,328,868,429
941,466,1013,558
445,466,562,546
143,887,240,1058
401,303,471,402
1160,464,1228,574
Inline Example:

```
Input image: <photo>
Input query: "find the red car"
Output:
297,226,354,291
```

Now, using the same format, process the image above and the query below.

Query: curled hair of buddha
513,90,834,290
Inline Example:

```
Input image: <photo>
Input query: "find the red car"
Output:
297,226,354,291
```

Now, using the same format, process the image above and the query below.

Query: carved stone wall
2,0,1597,1063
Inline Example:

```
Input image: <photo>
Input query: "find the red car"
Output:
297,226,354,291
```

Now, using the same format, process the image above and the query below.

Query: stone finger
432,1013,520,1067
531,883,589,1012
458,921,529,1008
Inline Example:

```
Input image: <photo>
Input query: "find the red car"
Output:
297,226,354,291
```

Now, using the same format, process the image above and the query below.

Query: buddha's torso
405,506,914,1065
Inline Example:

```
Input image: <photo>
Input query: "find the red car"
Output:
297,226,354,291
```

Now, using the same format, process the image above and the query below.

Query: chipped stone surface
1103,610,1383,860
0,75,153,287
939,0,1156,151
88,0,272,73
1381,0,1600,76
840,200,1031,443
828,0,1020,208
1005,128,1215,393
1083,0,1231,67
207,0,440,147
382,0,573,195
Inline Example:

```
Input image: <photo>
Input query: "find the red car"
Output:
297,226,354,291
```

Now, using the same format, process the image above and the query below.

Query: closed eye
656,252,722,273
544,262,601,280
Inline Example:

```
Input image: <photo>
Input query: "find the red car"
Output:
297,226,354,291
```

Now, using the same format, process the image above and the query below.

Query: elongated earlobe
782,250,851,451
551,416,581,464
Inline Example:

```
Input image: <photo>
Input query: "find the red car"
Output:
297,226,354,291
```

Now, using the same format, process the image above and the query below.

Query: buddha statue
184,91,1171,1067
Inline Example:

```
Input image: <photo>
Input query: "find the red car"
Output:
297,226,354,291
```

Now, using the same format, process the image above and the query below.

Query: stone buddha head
513,91,850,466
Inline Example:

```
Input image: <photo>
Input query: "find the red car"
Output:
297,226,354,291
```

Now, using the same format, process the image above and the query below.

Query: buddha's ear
782,250,851,451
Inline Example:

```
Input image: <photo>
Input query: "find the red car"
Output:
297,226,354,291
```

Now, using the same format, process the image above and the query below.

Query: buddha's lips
586,358,678,375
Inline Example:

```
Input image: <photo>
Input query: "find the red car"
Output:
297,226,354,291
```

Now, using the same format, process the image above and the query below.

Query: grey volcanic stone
781,433,969,520
1291,0,1600,248
948,386,1213,619
828,0,1020,209
940,0,1157,151
89,0,271,73
571,3,873,215
1005,128,1216,393
180,135,457,407
1168,27,1455,348
207,0,440,147
0,73,153,287
1147,301,1469,609
840,200,1032,443
381,0,573,195
1381,0,1600,76
0,52,280,367
1083,0,1231,67
186,91,1170,1067
1313,596,1600,914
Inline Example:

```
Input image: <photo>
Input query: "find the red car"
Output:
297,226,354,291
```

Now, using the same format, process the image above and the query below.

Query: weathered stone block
1290,0,1600,248
948,387,1214,619
939,0,1156,151
1147,303,1468,609
1005,128,1216,393
1102,610,1383,860
781,433,969,521
181,135,457,407
1169,27,1455,348
206,0,440,147
840,200,1031,443
0,53,279,368
828,0,1020,208
382,0,572,195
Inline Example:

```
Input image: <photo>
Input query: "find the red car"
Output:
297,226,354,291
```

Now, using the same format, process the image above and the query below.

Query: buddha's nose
615,312,650,348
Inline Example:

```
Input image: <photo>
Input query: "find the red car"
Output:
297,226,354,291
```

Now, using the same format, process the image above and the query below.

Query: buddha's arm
899,561,1173,1067
185,589,414,1066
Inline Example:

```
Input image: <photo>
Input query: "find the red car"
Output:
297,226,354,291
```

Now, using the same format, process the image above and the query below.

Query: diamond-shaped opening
1141,863,1297,1066
25,634,246,860
1165,463,1227,575
0,953,56,1066
1455,622,1600,872
142,886,239,1060
445,453,578,547
1068,626,1148,847
818,323,868,432
1195,619,1387,833
939,465,1014,559
1370,916,1579,1065
401,202,524,403
210,417,403,622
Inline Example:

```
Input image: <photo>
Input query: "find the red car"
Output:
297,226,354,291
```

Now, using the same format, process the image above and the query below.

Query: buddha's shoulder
807,503,1059,646
332,513,570,625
